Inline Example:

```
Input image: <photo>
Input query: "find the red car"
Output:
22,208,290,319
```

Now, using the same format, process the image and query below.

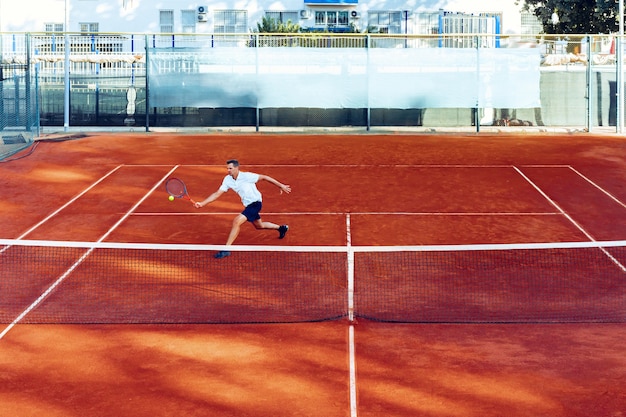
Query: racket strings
166,179,187,198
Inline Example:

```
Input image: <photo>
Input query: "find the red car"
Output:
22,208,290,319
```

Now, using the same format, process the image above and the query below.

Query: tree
253,16,300,33
516,0,619,34
248,16,300,47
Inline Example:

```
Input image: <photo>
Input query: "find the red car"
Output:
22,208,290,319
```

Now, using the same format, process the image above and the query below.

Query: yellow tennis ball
168,195,174,201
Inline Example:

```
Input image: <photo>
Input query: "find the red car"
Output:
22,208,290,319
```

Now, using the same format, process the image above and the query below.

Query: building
15,1,611,132
0,0,536,35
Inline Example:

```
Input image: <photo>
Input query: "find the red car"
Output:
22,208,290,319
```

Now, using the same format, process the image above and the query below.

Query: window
368,11,402,34
314,11,350,29
181,10,196,34
521,11,543,35
315,11,325,25
441,12,501,35
265,11,299,25
414,12,439,35
338,11,349,26
45,23,64,33
160,10,174,33
437,11,502,48
79,23,99,33
327,11,337,26
40,24,65,53
214,10,248,33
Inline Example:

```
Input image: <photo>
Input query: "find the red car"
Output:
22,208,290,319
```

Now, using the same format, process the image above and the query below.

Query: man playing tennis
194,159,291,258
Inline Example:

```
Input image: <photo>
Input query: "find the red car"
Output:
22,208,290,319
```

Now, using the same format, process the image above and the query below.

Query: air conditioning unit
350,10,360,18
197,13,208,22
300,9,311,19
197,6,207,14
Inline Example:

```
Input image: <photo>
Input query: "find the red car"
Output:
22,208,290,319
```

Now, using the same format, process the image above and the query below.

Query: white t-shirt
219,172,261,207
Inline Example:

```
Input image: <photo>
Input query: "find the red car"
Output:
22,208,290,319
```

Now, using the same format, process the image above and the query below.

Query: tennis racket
165,178,196,204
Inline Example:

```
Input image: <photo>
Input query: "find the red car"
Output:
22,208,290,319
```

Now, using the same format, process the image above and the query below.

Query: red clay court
0,132,625,417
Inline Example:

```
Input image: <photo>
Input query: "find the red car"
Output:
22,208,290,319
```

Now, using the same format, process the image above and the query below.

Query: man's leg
252,219,289,239
215,214,247,259
226,214,248,245
252,219,279,230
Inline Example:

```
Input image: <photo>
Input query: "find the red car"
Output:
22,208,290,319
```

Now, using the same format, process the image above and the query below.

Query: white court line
349,325,358,417
97,166,179,242
0,166,180,340
0,165,124,253
126,163,554,168
514,166,598,241
568,166,626,209
519,164,573,168
514,166,626,272
0,250,93,340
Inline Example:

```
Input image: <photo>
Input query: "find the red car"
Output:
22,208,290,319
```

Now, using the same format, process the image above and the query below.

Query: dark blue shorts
242,201,262,222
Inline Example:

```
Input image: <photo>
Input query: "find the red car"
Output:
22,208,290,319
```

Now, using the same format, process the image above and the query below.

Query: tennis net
0,239,624,324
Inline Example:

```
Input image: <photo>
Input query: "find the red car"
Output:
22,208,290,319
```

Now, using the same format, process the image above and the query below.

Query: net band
2,239,625,251
1,239,624,324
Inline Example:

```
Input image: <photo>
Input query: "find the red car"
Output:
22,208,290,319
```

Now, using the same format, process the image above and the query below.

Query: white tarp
148,47,541,109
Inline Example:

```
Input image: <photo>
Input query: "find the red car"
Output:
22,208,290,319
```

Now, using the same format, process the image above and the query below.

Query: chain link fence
1,32,625,134
0,59,37,158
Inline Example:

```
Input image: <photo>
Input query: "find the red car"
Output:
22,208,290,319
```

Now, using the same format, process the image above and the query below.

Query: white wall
438,0,525,33
0,0,65,32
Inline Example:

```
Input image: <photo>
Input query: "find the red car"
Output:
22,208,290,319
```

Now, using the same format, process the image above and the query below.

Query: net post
347,246,355,323
346,213,355,323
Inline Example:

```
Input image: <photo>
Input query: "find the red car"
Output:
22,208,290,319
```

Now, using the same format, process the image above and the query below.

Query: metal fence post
145,34,150,132
585,36,591,132
256,33,259,132
25,33,31,132
475,35,480,133
615,0,624,133
64,32,70,132
366,34,370,131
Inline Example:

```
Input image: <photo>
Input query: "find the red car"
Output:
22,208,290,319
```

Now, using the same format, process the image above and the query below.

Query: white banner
148,47,541,109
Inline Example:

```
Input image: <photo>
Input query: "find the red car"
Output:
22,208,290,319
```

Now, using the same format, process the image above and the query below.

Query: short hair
226,159,239,167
